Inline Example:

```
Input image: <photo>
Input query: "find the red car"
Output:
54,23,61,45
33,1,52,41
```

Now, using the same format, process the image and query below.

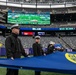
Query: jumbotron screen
7,12,50,25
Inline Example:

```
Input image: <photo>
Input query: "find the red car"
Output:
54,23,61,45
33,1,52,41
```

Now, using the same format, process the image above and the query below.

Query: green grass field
0,68,72,75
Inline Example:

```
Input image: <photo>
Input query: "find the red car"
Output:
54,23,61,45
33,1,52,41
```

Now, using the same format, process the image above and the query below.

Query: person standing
32,36,44,75
5,24,27,75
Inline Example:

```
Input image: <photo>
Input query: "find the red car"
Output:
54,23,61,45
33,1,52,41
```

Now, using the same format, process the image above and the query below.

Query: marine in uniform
32,36,44,75
5,24,27,75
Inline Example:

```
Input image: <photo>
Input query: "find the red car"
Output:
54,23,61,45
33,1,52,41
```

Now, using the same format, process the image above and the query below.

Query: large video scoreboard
7,12,50,25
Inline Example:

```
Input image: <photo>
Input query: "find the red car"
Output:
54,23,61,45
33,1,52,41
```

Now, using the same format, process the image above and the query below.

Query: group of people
5,24,63,75
5,24,43,75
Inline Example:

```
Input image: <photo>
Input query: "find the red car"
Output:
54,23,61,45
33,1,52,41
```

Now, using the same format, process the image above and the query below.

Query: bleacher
1,21,76,28
63,36,76,49
0,36,76,49
7,0,76,4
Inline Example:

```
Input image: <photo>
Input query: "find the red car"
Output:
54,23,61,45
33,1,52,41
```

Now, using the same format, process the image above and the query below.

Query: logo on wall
65,53,76,64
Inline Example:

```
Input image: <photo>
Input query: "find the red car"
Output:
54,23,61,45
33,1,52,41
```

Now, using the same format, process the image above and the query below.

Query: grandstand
0,0,76,75
7,0,76,4
0,35,76,50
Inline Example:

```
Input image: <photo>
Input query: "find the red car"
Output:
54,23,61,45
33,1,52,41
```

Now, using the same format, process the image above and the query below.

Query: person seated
46,41,55,54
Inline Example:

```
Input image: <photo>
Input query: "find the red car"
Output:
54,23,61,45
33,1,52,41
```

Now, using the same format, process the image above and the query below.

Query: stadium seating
1,21,76,28
7,0,76,4
0,36,76,49
62,36,76,49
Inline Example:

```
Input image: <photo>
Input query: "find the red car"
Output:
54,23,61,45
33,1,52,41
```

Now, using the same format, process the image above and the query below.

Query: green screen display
7,12,50,25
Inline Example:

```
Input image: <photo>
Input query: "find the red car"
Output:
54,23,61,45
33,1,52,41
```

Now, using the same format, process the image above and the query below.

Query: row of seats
7,0,76,4
0,6,76,15
18,36,76,49
0,36,76,49
2,21,76,28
